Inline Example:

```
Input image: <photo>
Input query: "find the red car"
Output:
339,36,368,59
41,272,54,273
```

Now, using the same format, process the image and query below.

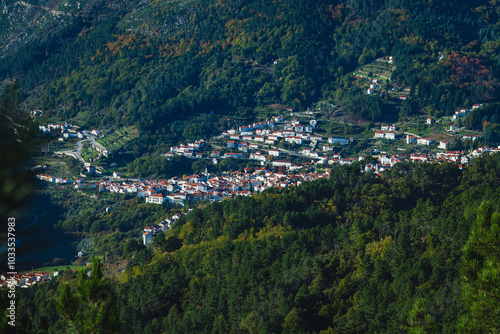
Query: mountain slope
1,0,499,151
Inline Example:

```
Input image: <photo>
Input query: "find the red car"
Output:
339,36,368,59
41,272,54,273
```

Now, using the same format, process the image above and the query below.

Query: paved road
90,136,106,152
271,146,306,158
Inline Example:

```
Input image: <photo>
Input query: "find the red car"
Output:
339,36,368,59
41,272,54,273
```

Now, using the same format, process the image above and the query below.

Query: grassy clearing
23,265,86,277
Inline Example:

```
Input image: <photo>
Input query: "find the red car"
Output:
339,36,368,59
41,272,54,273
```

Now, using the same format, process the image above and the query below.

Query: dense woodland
2,154,500,333
1,0,500,150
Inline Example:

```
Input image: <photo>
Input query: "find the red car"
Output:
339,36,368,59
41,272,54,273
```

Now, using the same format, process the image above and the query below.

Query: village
0,271,53,289
34,106,500,204
32,104,500,247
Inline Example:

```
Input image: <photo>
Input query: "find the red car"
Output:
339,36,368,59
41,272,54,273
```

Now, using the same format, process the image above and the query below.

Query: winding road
55,138,88,162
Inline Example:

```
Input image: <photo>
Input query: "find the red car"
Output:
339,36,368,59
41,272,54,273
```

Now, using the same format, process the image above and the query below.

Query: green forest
1,0,500,149
2,154,500,333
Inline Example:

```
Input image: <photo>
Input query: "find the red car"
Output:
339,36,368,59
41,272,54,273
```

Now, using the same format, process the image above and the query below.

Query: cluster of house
38,122,72,134
373,124,403,142
364,146,500,174
375,122,480,146
39,121,103,143
230,118,319,142
36,166,100,184
36,174,72,184
165,140,206,158
462,134,479,141
0,272,52,289
374,131,397,140
164,116,325,160
140,168,331,206
223,134,354,166
140,168,333,244
367,79,382,95
453,104,483,120
405,136,433,146
222,118,324,156
142,212,187,245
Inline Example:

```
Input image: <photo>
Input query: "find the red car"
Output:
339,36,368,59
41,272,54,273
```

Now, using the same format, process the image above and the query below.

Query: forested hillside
3,154,500,333
2,1,500,333
1,0,500,149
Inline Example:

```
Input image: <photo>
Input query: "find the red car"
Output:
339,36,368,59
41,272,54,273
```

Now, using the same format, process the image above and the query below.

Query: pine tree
55,258,120,333
458,202,500,333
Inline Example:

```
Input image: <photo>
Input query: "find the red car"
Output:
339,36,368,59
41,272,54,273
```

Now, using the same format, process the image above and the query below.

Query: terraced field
354,58,395,81
96,126,139,152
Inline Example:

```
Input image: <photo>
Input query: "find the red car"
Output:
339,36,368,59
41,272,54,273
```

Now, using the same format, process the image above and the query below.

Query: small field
24,265,86,277
97,126,139,152
354,58,395,82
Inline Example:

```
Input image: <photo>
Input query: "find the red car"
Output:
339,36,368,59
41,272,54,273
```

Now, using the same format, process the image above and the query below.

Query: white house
417,138,433,146
385,131,396,140
294,125,304,132
453,109,471,120
242,135,253,141
381,124,397,131
310,135,323,141
406,135,417,144
328,137,349,145
339,158,356,165
146,193,167,204
301,148,312,156
462,134,478,141
410,154,429,162
439,141,450,150
269,149,281,157
285,136,303,145
323,145,334,152
272,160,292,168
143,232,152,246
254,136,265,142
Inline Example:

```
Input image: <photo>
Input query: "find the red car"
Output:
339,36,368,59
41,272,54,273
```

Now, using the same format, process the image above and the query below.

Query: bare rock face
0,1,69,56
0,0,129,58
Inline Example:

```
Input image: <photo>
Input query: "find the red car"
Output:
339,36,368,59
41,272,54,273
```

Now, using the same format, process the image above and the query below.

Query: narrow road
90,136,107,152
271,146,306,158
54,138,88,162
